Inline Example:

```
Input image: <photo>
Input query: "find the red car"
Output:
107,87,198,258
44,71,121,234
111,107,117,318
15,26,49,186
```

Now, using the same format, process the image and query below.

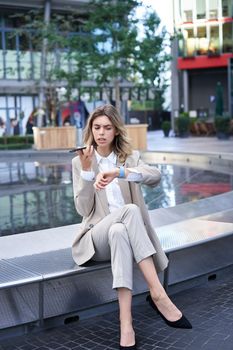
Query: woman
72,104,192,349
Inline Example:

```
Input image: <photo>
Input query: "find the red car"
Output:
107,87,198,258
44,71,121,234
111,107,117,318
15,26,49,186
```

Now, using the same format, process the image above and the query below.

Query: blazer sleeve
127,151,161,187
72,156,95,217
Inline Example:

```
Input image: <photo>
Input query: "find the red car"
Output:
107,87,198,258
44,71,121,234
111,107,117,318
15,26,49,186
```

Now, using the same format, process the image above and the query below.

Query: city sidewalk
0,272,233,350
147,130,233,156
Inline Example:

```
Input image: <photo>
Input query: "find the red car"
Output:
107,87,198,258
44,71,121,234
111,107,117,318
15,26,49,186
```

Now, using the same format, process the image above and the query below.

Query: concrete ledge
0,224,78,260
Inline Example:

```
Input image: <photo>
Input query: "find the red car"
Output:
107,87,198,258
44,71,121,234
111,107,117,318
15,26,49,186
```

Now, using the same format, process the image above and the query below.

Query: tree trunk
38,0,51,127
114,79,121,113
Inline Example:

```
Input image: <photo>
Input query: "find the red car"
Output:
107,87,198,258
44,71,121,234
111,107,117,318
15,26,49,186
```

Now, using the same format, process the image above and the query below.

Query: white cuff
80,170,95,181
126,170,143,182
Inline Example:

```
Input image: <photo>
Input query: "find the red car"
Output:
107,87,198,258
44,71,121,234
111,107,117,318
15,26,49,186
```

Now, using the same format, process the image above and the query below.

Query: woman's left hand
94,169,118,190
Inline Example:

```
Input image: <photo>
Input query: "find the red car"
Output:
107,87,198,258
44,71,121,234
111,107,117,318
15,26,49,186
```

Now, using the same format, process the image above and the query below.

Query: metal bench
0,260,42,331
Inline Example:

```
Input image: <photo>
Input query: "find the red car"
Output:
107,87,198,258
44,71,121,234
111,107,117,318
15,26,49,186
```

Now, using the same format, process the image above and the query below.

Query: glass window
4,15,14,28
196,0,206,19
223,22,233,52
222,0,233,17
5,31,18,79
209,0,219,19
19,32,30,51
32,51,41,79
5,31,15,50
4,11,26,28
182,0,193,22
183,28,196,56
208,25,220,55
30,31,43,53
0,31,2,50
0,33,4,79
196,26,208,55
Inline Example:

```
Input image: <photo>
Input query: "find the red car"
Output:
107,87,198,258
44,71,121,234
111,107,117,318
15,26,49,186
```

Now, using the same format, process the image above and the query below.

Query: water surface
0,161,232,236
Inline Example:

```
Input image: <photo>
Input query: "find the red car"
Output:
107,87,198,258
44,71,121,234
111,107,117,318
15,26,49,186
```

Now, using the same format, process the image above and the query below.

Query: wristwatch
118,166,125,178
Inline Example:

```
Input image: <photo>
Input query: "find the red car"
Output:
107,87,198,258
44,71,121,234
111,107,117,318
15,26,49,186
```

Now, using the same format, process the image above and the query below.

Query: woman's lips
98,138,106,142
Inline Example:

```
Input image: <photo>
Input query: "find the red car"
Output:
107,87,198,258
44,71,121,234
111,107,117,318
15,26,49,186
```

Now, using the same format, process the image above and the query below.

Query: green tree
82,0,139,111
13,1,170,123
13,10,64,125
134,9,170,109
84,0,170,111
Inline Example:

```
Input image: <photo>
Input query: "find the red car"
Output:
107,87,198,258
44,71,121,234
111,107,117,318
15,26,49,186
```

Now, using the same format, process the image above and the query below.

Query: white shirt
81,151,142,213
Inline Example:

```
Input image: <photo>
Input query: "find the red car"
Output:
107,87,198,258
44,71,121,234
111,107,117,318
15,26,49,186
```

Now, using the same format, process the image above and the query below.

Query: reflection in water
143,164,232,210
0,161,78,237
0,161,232,236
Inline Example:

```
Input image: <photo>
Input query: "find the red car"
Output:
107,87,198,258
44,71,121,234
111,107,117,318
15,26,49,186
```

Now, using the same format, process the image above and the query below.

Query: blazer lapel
92,154,110,216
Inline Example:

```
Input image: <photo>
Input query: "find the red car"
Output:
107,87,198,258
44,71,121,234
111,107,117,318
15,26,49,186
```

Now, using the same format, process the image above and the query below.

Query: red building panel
177,54,233,70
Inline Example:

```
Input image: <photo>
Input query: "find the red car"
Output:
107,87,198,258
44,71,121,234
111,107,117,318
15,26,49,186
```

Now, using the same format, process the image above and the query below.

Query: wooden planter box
33,126,76,150
125,124,148,150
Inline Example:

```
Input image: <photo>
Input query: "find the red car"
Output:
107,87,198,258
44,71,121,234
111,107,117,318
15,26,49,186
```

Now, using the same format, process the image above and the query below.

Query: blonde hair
83,104,132,162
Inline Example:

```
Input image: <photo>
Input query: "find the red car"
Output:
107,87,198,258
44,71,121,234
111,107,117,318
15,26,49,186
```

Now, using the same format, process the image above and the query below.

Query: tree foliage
13,0,170,115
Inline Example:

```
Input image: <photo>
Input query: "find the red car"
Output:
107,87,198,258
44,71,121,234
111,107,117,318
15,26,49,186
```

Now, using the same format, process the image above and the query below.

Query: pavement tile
155,341,171,349
1,272,233,350
171,340,189,348
1,270,233,350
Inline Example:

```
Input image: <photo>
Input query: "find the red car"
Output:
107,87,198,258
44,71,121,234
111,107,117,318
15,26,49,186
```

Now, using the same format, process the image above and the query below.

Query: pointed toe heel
146,295,192,329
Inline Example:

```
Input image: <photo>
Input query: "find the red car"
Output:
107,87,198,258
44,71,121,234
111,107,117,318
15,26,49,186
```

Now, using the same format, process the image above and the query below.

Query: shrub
0,135,34,148
161,121,171,137
214,116,231,134
0,143,33,150
176,114,190,136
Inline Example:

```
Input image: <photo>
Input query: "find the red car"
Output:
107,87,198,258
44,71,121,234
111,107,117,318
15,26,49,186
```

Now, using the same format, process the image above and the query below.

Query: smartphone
69,146,87,153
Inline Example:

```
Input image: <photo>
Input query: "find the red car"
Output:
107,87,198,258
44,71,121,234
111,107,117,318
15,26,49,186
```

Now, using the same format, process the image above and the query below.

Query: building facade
171,0,233,123
0,0,90,133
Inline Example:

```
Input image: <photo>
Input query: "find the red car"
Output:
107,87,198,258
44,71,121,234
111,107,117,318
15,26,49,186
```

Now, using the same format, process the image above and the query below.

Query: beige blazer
72,150,168,272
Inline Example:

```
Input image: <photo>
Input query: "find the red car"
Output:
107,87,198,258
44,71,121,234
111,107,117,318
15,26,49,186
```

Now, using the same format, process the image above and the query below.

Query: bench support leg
38,282,44,327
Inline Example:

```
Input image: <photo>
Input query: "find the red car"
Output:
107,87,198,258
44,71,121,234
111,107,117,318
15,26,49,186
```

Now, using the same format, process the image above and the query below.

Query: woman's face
92,115,117,152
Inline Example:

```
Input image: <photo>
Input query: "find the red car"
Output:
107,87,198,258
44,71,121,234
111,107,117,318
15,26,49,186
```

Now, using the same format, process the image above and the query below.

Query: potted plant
161,120,171,137
214,115,231,139
176,113,190,137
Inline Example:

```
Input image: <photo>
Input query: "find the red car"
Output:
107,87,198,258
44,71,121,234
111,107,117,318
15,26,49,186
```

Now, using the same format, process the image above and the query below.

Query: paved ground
1,273,233,350
147,130,233,156
1,131,233,350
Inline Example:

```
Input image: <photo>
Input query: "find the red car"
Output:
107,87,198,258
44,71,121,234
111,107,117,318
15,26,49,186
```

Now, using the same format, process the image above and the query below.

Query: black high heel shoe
146,295,192,329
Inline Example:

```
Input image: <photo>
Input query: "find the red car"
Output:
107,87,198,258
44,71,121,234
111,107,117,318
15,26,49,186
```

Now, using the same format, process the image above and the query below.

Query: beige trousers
91,203,156,290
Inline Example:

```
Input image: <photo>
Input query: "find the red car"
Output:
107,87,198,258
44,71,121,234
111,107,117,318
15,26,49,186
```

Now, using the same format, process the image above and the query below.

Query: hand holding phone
69,146,87,153
71,145,94,170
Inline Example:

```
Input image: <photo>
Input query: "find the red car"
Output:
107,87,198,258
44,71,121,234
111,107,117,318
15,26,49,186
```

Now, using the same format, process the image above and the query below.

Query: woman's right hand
76,145,94,171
